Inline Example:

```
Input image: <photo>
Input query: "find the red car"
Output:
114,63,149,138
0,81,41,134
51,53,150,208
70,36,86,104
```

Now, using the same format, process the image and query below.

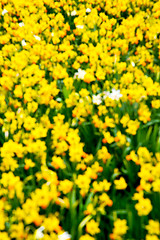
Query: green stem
69,182,77,240
140,216,145,239
77,215,92,239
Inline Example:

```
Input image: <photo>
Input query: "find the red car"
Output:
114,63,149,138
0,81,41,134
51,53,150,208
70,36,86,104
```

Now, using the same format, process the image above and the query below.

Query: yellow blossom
86,219,100,235
114,177,127,190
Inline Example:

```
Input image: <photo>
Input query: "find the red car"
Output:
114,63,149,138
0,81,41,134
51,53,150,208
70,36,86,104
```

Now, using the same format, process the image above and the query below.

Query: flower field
0,0,160,239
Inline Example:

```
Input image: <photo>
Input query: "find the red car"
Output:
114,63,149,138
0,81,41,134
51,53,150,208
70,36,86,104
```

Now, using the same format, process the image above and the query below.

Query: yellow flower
135,198,152,216
43,214,60,233
23,116,36,131
152,179,160,192
146,235,159,240
0,210,7,230
99,193,113,207
113,219,128,239
151,99,160,109
138,103,151,123
0,172,24,201
24,159,35,170
137,147,152,164
102,131,114,144
0,156,18,172
75,174,91,190
79,234,95,240
66,92,79,107
115,131,126,147
126,119,140,135
146,220,160,235
104,116,115,128
120,114,130,127
10,222,28,239
51,156,66,170
86,219,100,235
84,203,96,216
114,177,127,190
58,180,73,194
69,143,84,162
132,191,144,201
63,77,74,90
0,232,10,240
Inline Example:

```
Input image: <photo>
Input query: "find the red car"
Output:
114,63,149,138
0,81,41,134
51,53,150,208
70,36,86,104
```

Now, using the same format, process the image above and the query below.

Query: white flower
56,197,65,204
71,10,77,16
92,94,102,105
19,22,25,27
58,232,71,240
110,88,122,100
79,99,84,103
51,32,54,37
71,118,78,127
56,97,62,102
76,25,84,29
17,108,21,114
35,226,45,239
114,55,117,64
19,114,24,119
74,68,86,80
5,131,9,139
34,35,41,41
86,8,91,13
21,39,27,46
103,91,110,100
2,9,8,15
131,61,135,67
103,89,122,101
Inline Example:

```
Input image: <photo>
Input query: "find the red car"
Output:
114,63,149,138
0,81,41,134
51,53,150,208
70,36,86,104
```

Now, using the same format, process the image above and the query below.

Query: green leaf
84,192,94,208
146,126,152,142
78,215,92,229
62,85,71,100
95,137,102,152
156,137,160,152
111,172,121,181
142,119,160,129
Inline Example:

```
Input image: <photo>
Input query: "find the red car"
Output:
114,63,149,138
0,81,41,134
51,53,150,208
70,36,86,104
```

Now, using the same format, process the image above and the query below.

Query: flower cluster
0,0,160,239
